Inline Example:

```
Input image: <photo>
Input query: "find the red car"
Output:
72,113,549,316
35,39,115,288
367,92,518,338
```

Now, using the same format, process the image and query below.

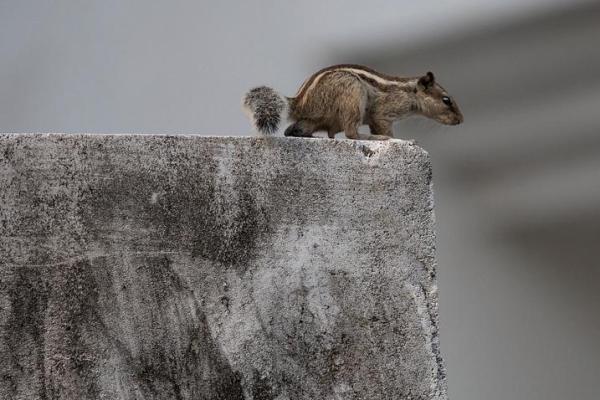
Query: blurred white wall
1,1,599,400
0,0,575,134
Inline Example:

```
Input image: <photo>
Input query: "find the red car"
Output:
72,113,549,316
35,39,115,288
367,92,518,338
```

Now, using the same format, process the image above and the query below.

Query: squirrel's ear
418,71,435,89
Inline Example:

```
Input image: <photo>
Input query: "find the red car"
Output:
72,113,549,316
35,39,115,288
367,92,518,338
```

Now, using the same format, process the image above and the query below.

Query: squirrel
242,64,463,140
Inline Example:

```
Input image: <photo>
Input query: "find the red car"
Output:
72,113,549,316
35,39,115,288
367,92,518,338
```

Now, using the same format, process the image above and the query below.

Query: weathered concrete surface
0,133,445,400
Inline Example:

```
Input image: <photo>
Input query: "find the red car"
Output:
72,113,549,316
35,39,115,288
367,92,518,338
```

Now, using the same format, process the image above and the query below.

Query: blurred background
1,1,599,399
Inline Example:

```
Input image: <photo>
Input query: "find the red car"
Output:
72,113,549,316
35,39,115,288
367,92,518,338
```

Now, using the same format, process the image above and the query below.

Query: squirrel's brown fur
243,64,463,140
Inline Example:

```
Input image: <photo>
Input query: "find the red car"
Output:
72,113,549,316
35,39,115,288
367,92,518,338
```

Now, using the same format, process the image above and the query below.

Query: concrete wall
0,134,444,400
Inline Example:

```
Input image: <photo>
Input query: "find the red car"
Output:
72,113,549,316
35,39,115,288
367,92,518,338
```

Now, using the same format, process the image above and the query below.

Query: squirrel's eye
442,96,452,106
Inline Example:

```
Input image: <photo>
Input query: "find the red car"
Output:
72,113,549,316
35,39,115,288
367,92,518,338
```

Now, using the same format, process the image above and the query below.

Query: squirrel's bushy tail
242,86,288,135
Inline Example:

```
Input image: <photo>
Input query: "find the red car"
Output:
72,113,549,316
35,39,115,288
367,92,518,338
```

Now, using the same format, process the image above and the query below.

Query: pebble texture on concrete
0,134,445,400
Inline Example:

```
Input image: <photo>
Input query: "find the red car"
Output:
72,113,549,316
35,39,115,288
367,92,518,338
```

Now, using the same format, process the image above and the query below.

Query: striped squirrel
242,64,463,140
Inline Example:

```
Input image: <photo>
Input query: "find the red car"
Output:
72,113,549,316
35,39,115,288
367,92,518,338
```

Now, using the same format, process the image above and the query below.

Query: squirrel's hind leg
284,120,318,138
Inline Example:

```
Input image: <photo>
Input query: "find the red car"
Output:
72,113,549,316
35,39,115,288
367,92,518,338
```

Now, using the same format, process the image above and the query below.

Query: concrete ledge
0,134,445,400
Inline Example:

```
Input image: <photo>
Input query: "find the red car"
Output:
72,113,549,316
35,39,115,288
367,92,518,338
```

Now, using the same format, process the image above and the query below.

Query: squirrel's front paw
366,134,391,141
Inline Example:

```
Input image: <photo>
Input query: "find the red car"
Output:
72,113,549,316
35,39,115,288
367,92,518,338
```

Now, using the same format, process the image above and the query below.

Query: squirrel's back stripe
295,64,411,106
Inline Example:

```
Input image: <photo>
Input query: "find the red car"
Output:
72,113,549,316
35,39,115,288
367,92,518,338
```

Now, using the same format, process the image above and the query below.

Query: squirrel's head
414,72,463,126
